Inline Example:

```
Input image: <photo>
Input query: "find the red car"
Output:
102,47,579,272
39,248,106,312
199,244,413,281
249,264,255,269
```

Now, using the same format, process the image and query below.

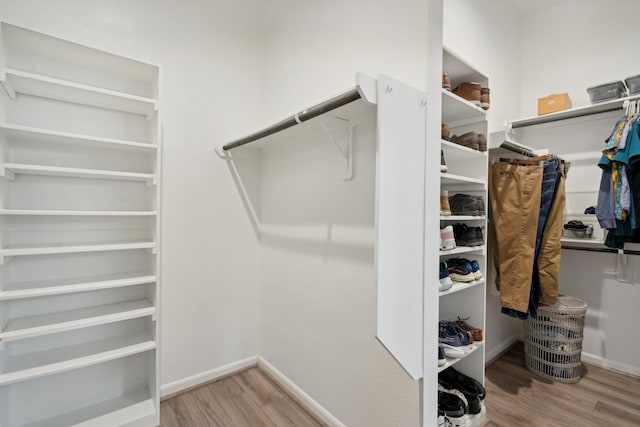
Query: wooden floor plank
158,399,181,427
485,342,640,427
262,396,321,427
190,385,237,426
219,392,276,427
234,367,282,407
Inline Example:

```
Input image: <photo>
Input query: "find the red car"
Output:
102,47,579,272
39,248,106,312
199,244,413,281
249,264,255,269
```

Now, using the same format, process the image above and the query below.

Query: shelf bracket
318,116,353,181
0,168,14,181
0,77,15,100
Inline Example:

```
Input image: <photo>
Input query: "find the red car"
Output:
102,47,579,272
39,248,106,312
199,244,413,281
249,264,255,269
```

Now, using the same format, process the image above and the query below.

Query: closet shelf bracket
318,116,353,181
0,77,16,100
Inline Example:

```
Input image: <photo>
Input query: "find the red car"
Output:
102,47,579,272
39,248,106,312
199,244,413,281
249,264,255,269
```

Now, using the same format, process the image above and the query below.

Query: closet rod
222,88,362,151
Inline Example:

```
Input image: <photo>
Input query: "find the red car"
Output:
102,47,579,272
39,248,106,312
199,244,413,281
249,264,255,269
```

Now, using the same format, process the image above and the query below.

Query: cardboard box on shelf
538,93,571,115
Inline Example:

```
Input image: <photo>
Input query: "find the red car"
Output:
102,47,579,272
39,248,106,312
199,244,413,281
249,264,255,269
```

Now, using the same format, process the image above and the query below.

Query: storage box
587,81,627,103
538,93,571,115
625,75,640,95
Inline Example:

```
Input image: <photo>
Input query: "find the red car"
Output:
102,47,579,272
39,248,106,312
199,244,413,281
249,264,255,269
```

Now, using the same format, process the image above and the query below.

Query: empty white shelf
1,162,155,183
441,172,486,187
0,209,157,216
442,89,486,127
438,342,484,373
1,68,157,117
23,390,156,427
0,241,155,259
439,279,486,297
0,299,155,342
0,273,156,301
0,123,157,151
0,332,156,386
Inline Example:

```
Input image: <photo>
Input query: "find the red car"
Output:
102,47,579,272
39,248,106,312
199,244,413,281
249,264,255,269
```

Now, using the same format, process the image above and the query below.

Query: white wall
0,0,265,390
255,1,429,425
520,0,640,117
519,0,640,375
443,0,524,361
260,0,430,123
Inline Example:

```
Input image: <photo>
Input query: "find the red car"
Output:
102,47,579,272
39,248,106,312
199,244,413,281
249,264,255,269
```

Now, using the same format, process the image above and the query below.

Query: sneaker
449,194,485,216
452,223,483,247
440,343,472,358
447,257,481,281
440,366,486,401
456,258,482,280
446,258,474,282
480,86,490,110
442,73,452,91
439,320,472,346
450,132,480,151
438,345,447,366
439,369,483,416
439,261,453,292
452,82,481,106
441,190,451,216
441,150,448,173
455,317,483,342
440,226,456,251
442,123,450,141
438,385,471,427
477,133,487,152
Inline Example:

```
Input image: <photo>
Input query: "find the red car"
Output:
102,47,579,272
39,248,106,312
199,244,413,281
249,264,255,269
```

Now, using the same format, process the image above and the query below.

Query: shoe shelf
0,273,156,301
443,47,488,87
0,123,157,152
440,246,485,257
0,299,155,342
25,389,156,427
441,139,488,159
442,90,486,127
0,241,156,263
1,68,157,118
440,172,486,187
0,331,156,386
439,279,486,298
440,215,486,222
0,22,161,427
0,209,157,216
438,341,484,373
0,163,156,184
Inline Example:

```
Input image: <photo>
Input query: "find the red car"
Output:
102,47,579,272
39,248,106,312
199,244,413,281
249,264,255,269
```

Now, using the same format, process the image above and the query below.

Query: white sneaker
440,226,456,251
440,343,473,358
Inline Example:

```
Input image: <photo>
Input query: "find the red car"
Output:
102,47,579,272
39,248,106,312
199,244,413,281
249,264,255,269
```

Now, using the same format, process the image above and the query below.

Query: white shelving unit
0,22,160,427
439,47,488,426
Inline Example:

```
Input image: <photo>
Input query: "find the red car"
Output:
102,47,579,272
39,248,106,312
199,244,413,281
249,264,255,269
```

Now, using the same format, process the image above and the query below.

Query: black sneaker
440,366,486,401
449,194,485,216
452,223,483,247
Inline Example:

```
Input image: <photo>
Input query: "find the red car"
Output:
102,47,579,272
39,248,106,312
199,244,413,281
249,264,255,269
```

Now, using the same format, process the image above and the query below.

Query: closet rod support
318,116,353,180
221,88,362,151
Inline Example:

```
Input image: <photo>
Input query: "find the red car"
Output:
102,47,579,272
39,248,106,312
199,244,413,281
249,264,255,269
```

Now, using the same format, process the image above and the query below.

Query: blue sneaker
450,257,482,280
439,261,453,291
439,321,472,346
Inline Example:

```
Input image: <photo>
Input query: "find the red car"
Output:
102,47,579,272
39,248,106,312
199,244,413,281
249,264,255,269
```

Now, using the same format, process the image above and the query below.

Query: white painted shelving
0,22,160,427
438,46,488,425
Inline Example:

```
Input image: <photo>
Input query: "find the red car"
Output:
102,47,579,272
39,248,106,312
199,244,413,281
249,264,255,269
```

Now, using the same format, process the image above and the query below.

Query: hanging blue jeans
502,157,562,319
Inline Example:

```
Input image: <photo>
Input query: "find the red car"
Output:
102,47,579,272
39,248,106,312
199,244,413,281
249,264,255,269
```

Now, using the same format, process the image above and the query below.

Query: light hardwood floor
484,342,640,427
160,367,323,427
161,345,640,426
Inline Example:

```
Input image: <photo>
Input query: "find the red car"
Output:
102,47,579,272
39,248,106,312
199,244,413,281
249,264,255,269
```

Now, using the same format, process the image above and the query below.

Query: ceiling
504,0,567,17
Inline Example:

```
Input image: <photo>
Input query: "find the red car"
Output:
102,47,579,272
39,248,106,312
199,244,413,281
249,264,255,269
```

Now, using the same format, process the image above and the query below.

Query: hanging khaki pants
489,162,542,313
537,163,567,304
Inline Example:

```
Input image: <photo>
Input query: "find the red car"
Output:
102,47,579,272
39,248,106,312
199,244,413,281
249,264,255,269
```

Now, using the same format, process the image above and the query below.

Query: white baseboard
258,356,345,427
581,352,640,378
485,335,519,364
160,356,258,397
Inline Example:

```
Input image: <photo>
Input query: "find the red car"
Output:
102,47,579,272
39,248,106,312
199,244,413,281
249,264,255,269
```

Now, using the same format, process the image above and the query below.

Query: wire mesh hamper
524,295,587,383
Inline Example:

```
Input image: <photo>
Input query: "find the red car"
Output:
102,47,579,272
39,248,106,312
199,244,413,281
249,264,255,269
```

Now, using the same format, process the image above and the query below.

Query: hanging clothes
597,111,640,248
489,155,565,319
